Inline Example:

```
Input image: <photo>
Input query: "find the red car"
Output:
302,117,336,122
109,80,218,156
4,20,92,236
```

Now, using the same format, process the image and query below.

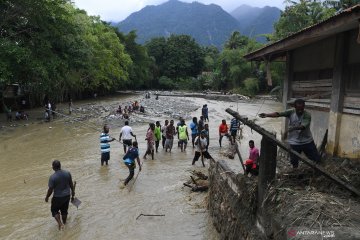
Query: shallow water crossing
0,95,282,240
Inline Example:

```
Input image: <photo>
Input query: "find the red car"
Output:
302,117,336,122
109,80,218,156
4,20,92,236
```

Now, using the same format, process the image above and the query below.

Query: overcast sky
72,0,284,22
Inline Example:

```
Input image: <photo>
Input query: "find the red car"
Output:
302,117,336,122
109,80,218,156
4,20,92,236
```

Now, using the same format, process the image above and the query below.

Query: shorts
193,151,213,161
165,139,173,149
123,139,132,146
179,139,188,144
101,152,110,163
147,142,154,152
231,130,237,137
51,195,70,217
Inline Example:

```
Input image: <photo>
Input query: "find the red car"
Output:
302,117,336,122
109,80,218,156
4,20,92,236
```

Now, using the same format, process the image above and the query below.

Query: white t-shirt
195,136,207,152
121,125,133,139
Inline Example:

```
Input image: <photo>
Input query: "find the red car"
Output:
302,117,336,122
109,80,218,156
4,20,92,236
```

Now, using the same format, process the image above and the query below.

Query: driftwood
226,108,360,197
136,213,165,220
184,172,209,192
183,183,208,192
192,170,208,180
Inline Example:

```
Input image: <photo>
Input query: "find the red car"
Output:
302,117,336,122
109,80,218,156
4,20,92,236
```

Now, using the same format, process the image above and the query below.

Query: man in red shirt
218,119,231,147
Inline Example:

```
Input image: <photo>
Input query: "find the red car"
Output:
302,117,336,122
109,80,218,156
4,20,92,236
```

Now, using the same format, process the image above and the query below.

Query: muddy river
0,94,282,240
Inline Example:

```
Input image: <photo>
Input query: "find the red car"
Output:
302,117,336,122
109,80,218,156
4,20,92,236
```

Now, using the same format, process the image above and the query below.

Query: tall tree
324,0,360,10
273,0,335,40
224,31,249,50
115,30,154,89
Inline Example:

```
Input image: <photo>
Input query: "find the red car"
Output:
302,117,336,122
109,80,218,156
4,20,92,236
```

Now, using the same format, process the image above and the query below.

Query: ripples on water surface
0,96,281,240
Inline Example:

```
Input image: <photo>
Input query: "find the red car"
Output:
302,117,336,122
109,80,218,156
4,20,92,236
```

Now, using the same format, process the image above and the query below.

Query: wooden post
328,32,348,155
258,135,277,209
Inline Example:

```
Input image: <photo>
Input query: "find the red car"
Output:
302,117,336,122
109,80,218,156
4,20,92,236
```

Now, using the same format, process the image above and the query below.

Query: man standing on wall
45,160,75,230
259,99,320,168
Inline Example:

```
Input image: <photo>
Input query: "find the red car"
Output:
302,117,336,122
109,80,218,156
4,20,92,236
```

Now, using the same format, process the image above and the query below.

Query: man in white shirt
119,121,136,153
192,130,213,166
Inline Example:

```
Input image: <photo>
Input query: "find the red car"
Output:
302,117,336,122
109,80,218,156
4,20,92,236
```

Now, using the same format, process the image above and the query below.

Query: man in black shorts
119,121,136,153
45,160,75,230
192,131,214,166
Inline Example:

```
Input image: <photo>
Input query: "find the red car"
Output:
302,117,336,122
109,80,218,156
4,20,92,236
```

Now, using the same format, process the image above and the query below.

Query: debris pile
183,170,209,192
264,156,360,237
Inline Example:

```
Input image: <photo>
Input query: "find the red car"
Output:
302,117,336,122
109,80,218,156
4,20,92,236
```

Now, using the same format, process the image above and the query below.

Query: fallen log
226,108,360,197
183,183,208,192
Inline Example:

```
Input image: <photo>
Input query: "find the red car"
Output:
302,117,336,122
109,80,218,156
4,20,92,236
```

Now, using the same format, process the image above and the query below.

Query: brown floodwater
0,95,282,240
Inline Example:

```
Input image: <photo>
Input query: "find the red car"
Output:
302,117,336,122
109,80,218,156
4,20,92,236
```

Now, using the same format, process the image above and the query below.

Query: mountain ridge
116,1,281,47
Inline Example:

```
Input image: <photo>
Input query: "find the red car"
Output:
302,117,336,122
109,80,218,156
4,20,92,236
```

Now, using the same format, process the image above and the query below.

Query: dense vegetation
1,0,359,109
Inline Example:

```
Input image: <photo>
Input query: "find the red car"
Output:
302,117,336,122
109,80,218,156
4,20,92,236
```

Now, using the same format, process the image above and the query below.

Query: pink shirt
146,129,155,144
249,147,259,165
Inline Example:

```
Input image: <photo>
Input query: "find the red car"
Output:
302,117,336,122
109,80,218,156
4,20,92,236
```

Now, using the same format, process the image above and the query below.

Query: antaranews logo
287,228,297,238
287,228,336,239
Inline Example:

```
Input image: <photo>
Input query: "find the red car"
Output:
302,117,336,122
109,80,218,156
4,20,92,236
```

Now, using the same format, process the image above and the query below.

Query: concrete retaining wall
208,160,264,240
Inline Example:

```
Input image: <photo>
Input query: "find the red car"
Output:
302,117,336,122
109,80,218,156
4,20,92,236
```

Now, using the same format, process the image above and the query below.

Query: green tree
224,31,249,50
146,35,204,82
324,0,360,10
202,46,219,71
163,35,204,79
0,0,132,104
273,0,336,40
115,30,154,89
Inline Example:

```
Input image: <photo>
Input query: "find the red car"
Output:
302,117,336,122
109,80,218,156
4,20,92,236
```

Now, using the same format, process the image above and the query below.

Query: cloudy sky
72,0,284,22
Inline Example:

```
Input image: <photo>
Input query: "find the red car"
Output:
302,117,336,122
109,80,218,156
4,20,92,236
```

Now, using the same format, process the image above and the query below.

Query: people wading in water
45,160,75,230
122,141,141,187
165,120,176,153
154,121,162,153
119,121,136,154
100,125,116,166
189,117,198,148
178,119,189,152
143,123,155,160
161,120,169,148
192,131,214,166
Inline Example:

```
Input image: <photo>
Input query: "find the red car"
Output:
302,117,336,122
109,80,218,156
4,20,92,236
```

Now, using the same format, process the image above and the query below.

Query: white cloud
72,0,284,22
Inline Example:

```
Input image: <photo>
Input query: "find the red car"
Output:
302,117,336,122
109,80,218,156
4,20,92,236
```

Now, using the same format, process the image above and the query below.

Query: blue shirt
230,118,239,131
202,107,208,116
100,133,111,153
189,122,198,135
123,147,139,164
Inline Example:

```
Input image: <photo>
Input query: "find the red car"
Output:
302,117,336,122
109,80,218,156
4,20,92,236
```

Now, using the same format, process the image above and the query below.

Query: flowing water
0,95,282,240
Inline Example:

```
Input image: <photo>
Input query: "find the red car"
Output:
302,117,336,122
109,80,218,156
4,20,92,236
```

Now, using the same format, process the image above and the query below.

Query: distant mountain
231,4,281,42
117,0,241,48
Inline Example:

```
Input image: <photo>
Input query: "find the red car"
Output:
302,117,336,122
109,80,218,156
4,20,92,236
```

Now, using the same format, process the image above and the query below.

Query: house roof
244,4,360,61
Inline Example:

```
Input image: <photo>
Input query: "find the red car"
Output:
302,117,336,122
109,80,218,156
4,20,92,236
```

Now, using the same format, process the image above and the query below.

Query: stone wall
208,160,264,240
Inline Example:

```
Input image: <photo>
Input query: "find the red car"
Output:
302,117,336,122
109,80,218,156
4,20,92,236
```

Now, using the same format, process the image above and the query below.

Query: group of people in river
44,98,322,231
116,101,145,119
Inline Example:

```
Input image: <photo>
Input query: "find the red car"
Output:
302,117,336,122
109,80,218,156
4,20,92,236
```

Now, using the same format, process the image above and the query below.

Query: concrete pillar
327,32,348,155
